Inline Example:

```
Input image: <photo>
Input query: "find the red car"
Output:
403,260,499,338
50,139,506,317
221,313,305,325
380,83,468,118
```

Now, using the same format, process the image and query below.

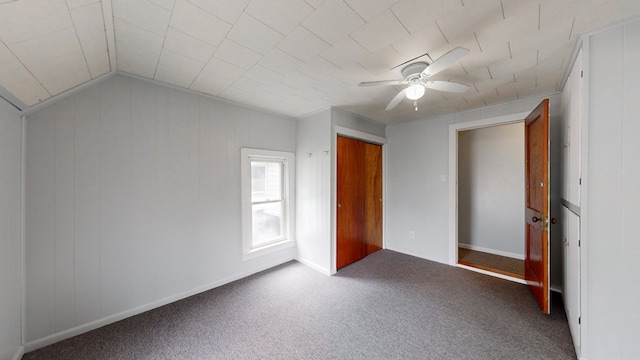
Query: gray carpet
22,250,576,360
458,247,525,277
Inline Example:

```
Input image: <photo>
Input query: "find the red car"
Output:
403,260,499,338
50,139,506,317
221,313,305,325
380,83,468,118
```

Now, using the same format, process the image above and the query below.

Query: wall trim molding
20,115,26,353
21,72,116,116
295,257,331,276
335,125,387,144
23,256,295,352
11,347,24,360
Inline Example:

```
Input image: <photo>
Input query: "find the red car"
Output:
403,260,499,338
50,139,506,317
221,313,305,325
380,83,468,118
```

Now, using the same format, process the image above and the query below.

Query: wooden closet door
336,136,382,269
337,136,366,269
364,141,382,254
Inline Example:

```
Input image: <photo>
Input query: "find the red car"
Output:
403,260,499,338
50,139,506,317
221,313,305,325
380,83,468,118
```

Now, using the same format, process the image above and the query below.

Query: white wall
385,94,563,282
0,98,23,360
386,117,451,261
584,20,640,360
23,75,297,348
296,110,332,273
458,123,524,258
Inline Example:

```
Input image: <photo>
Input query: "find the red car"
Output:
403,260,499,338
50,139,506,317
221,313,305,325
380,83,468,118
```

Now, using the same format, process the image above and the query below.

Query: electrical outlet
409,231,415,239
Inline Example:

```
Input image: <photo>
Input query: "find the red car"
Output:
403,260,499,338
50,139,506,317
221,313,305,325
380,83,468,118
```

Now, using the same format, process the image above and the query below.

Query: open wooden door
524,99,551,314
337,136,382,269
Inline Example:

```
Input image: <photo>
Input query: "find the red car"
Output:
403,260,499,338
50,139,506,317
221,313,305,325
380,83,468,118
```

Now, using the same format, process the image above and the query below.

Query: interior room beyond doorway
457,122,525,280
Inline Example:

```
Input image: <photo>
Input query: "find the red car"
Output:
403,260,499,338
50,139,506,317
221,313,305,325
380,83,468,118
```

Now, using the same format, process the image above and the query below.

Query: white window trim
241,148,296,260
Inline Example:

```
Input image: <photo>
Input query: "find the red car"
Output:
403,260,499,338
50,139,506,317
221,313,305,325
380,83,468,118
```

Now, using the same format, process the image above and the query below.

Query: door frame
448,111,530,283
332,126,386,274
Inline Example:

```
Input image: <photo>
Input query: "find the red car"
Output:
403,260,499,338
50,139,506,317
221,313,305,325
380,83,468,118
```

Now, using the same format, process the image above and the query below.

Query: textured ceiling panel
227,13,285,55
0,0,72,44
163,27,217,64
184,0,248,24
277,26,330,62
246,0,313,35
302,0,364,45
350,10,409,53
1,0,640,121
112,0,170,35
213,39,262,70
170,0,230,46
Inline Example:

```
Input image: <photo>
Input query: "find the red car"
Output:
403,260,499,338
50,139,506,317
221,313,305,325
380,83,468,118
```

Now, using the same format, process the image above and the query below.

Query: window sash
251,200,285,247
250,159,284,204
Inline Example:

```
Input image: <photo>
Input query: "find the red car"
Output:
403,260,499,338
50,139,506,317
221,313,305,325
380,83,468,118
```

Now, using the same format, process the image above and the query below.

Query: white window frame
241,148,295,260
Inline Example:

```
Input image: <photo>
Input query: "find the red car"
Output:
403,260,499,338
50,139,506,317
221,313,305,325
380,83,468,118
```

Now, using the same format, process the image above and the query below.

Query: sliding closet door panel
365,142,383,254
337,136,366,269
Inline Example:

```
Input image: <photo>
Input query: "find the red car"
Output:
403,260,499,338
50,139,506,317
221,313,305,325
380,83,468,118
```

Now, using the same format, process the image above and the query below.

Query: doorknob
532,216,541,223
338,203,342,208
550,218,558,224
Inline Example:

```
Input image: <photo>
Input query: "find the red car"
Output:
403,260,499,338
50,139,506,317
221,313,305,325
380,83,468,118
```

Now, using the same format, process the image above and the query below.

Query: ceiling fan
359,47,471,111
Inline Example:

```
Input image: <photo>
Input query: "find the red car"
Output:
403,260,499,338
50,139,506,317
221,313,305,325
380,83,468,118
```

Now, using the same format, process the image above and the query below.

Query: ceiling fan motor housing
401,62,428,79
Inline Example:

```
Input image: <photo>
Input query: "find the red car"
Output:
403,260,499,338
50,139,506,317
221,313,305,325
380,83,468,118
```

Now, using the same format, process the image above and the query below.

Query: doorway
448,100,552,315
457,123,525,279
448,111,531,284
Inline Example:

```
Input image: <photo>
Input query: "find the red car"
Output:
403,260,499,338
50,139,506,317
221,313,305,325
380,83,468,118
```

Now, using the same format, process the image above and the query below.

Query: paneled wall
296,110,331,274
24,75,297,346
0,98,23,360
585,20,640,360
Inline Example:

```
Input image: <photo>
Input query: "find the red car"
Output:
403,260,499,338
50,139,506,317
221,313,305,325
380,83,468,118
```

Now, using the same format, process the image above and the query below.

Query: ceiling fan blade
425,81,470,93
359,80,408,87
386,89,407,110
422,47,470,77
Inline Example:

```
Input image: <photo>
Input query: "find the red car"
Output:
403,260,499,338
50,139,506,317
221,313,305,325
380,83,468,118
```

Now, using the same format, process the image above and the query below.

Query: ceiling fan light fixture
406,83,425,100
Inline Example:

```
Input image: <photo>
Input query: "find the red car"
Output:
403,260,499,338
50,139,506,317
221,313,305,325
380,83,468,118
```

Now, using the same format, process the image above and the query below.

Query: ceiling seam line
65,4,93,79
151,0,177,80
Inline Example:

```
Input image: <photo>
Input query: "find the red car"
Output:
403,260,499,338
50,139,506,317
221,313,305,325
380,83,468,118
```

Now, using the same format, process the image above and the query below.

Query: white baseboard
24,256,295,353
11,346,24,360
295,257,331,275
458,243,524,260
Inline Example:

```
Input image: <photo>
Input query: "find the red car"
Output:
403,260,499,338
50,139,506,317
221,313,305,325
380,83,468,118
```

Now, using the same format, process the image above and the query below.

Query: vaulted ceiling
1,0,639,124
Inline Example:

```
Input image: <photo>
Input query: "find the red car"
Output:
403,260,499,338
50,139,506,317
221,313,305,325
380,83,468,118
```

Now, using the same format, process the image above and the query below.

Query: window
241,148,295,259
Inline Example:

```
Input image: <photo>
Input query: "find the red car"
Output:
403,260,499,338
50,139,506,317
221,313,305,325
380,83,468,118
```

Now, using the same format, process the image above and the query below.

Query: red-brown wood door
364,141,383,255
337,136,382,269
524,99,551,314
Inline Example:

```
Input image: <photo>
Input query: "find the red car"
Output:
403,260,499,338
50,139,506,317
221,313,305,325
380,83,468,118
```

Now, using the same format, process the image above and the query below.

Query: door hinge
580,70,583,78
578,316,581,325
579,178,582,185
578,240,581,247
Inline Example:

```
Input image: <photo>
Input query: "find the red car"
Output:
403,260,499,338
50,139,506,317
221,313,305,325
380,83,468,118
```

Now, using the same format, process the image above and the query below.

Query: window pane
251,161,282,202
252,201,283,245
